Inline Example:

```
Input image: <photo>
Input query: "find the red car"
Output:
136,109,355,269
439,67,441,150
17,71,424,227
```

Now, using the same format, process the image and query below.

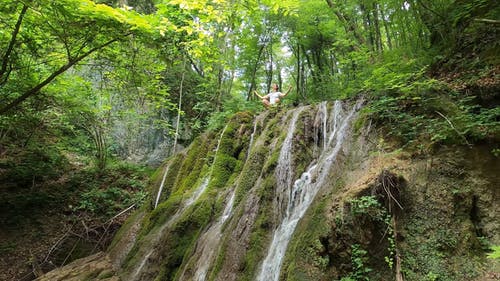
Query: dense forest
0,0,498,280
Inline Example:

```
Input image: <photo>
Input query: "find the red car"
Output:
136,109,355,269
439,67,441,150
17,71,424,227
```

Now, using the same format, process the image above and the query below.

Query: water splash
257,101,361,281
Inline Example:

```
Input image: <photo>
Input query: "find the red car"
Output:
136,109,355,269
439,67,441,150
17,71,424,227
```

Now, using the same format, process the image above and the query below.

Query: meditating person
254,83,292,108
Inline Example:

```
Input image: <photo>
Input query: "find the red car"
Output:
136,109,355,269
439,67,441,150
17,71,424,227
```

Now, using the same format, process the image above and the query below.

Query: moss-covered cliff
36,101,499,281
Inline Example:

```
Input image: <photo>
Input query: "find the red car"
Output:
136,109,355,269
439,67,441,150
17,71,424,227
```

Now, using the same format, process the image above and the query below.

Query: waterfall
316,101,328,150
257,100,361,281
247,119,259,158
154,162,170,209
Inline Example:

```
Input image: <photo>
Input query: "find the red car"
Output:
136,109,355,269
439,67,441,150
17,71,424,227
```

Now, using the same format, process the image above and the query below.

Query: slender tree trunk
154,58,186,209
372,3,383,52
360,3,374,52
173,58,186,154
325,0,366,47
303,48,317,85
266,41,274,93
276,62,282,92
246,44,265,101
295,42,301,98
380,5,393,50
0,2,29,86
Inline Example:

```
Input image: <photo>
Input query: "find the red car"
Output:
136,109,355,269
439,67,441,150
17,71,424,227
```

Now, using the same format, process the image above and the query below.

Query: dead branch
474,18,500,24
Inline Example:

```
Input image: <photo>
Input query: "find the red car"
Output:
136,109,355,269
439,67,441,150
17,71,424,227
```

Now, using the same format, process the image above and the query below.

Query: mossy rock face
279,124,498,281
150,152,186,203
172,135,211,194
397,146,499,281
51,104,498,281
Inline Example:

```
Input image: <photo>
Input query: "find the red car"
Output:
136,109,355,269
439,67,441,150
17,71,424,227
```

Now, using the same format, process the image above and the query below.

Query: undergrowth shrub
71,161,151,217
362,59,499,148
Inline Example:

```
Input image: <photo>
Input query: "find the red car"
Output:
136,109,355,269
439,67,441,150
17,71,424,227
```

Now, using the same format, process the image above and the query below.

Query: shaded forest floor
0,156,151,281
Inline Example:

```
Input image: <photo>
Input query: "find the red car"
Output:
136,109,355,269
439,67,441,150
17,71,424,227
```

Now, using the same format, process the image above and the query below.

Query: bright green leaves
261,0,299,16
76,0,154,32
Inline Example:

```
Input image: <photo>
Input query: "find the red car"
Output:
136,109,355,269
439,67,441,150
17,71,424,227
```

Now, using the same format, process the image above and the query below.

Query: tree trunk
360,3,374,52
0,3,29,86
372,3,383,52
325,0,366,47
380,5,393,50
0,37,124,114
246,44,265,101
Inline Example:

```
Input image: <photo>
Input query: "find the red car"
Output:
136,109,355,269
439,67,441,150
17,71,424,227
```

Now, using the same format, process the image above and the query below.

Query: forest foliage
0,0,498,277
1,0,498,168
0,0,497,204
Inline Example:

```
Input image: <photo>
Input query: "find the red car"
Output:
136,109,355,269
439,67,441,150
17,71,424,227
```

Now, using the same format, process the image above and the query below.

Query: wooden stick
474,18,500,24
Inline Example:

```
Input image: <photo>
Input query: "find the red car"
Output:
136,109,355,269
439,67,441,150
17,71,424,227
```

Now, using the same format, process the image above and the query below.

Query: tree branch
324,0,365,47
0,35,129,114
474,18,500,24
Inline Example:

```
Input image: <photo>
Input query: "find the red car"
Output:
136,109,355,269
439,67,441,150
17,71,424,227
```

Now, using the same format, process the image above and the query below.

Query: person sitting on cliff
254,83,292,108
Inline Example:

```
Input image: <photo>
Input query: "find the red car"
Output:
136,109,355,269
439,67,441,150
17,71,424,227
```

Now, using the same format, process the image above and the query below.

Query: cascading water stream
274,107,306,220
131,126,228,281
248,119,259,155
328,101,344,147
131,177,210,280
181,189,236,281
257,100,361,281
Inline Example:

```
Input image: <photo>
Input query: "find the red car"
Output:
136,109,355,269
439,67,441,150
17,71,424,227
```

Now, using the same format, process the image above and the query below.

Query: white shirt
265,92,282,105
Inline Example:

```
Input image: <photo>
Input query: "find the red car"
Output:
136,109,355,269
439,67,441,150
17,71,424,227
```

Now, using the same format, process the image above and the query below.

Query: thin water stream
130,126,229,281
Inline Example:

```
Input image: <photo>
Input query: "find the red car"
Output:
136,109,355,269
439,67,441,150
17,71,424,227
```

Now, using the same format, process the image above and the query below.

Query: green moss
152,194,217,280
149,152,186,204
237,174,276,281
234,146,267,205
262,147,279,174
207,149,267,280
206,113,254,192
107,208,145,252
82,271,100,281
97,269,114,279
283,197,331,281
173,136,211,194
209,154,238,190
291,113,315,177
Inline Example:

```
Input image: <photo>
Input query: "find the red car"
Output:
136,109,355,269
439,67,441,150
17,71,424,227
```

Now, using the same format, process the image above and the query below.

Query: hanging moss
234,146,267,205
236,173,277,281
149,152,186,205
291,109,316,177
153,196,216,281
206,112,253,192
172,135,211,194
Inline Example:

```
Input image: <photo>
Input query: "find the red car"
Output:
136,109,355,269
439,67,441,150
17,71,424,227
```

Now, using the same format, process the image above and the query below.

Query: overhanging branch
0,35,129,114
